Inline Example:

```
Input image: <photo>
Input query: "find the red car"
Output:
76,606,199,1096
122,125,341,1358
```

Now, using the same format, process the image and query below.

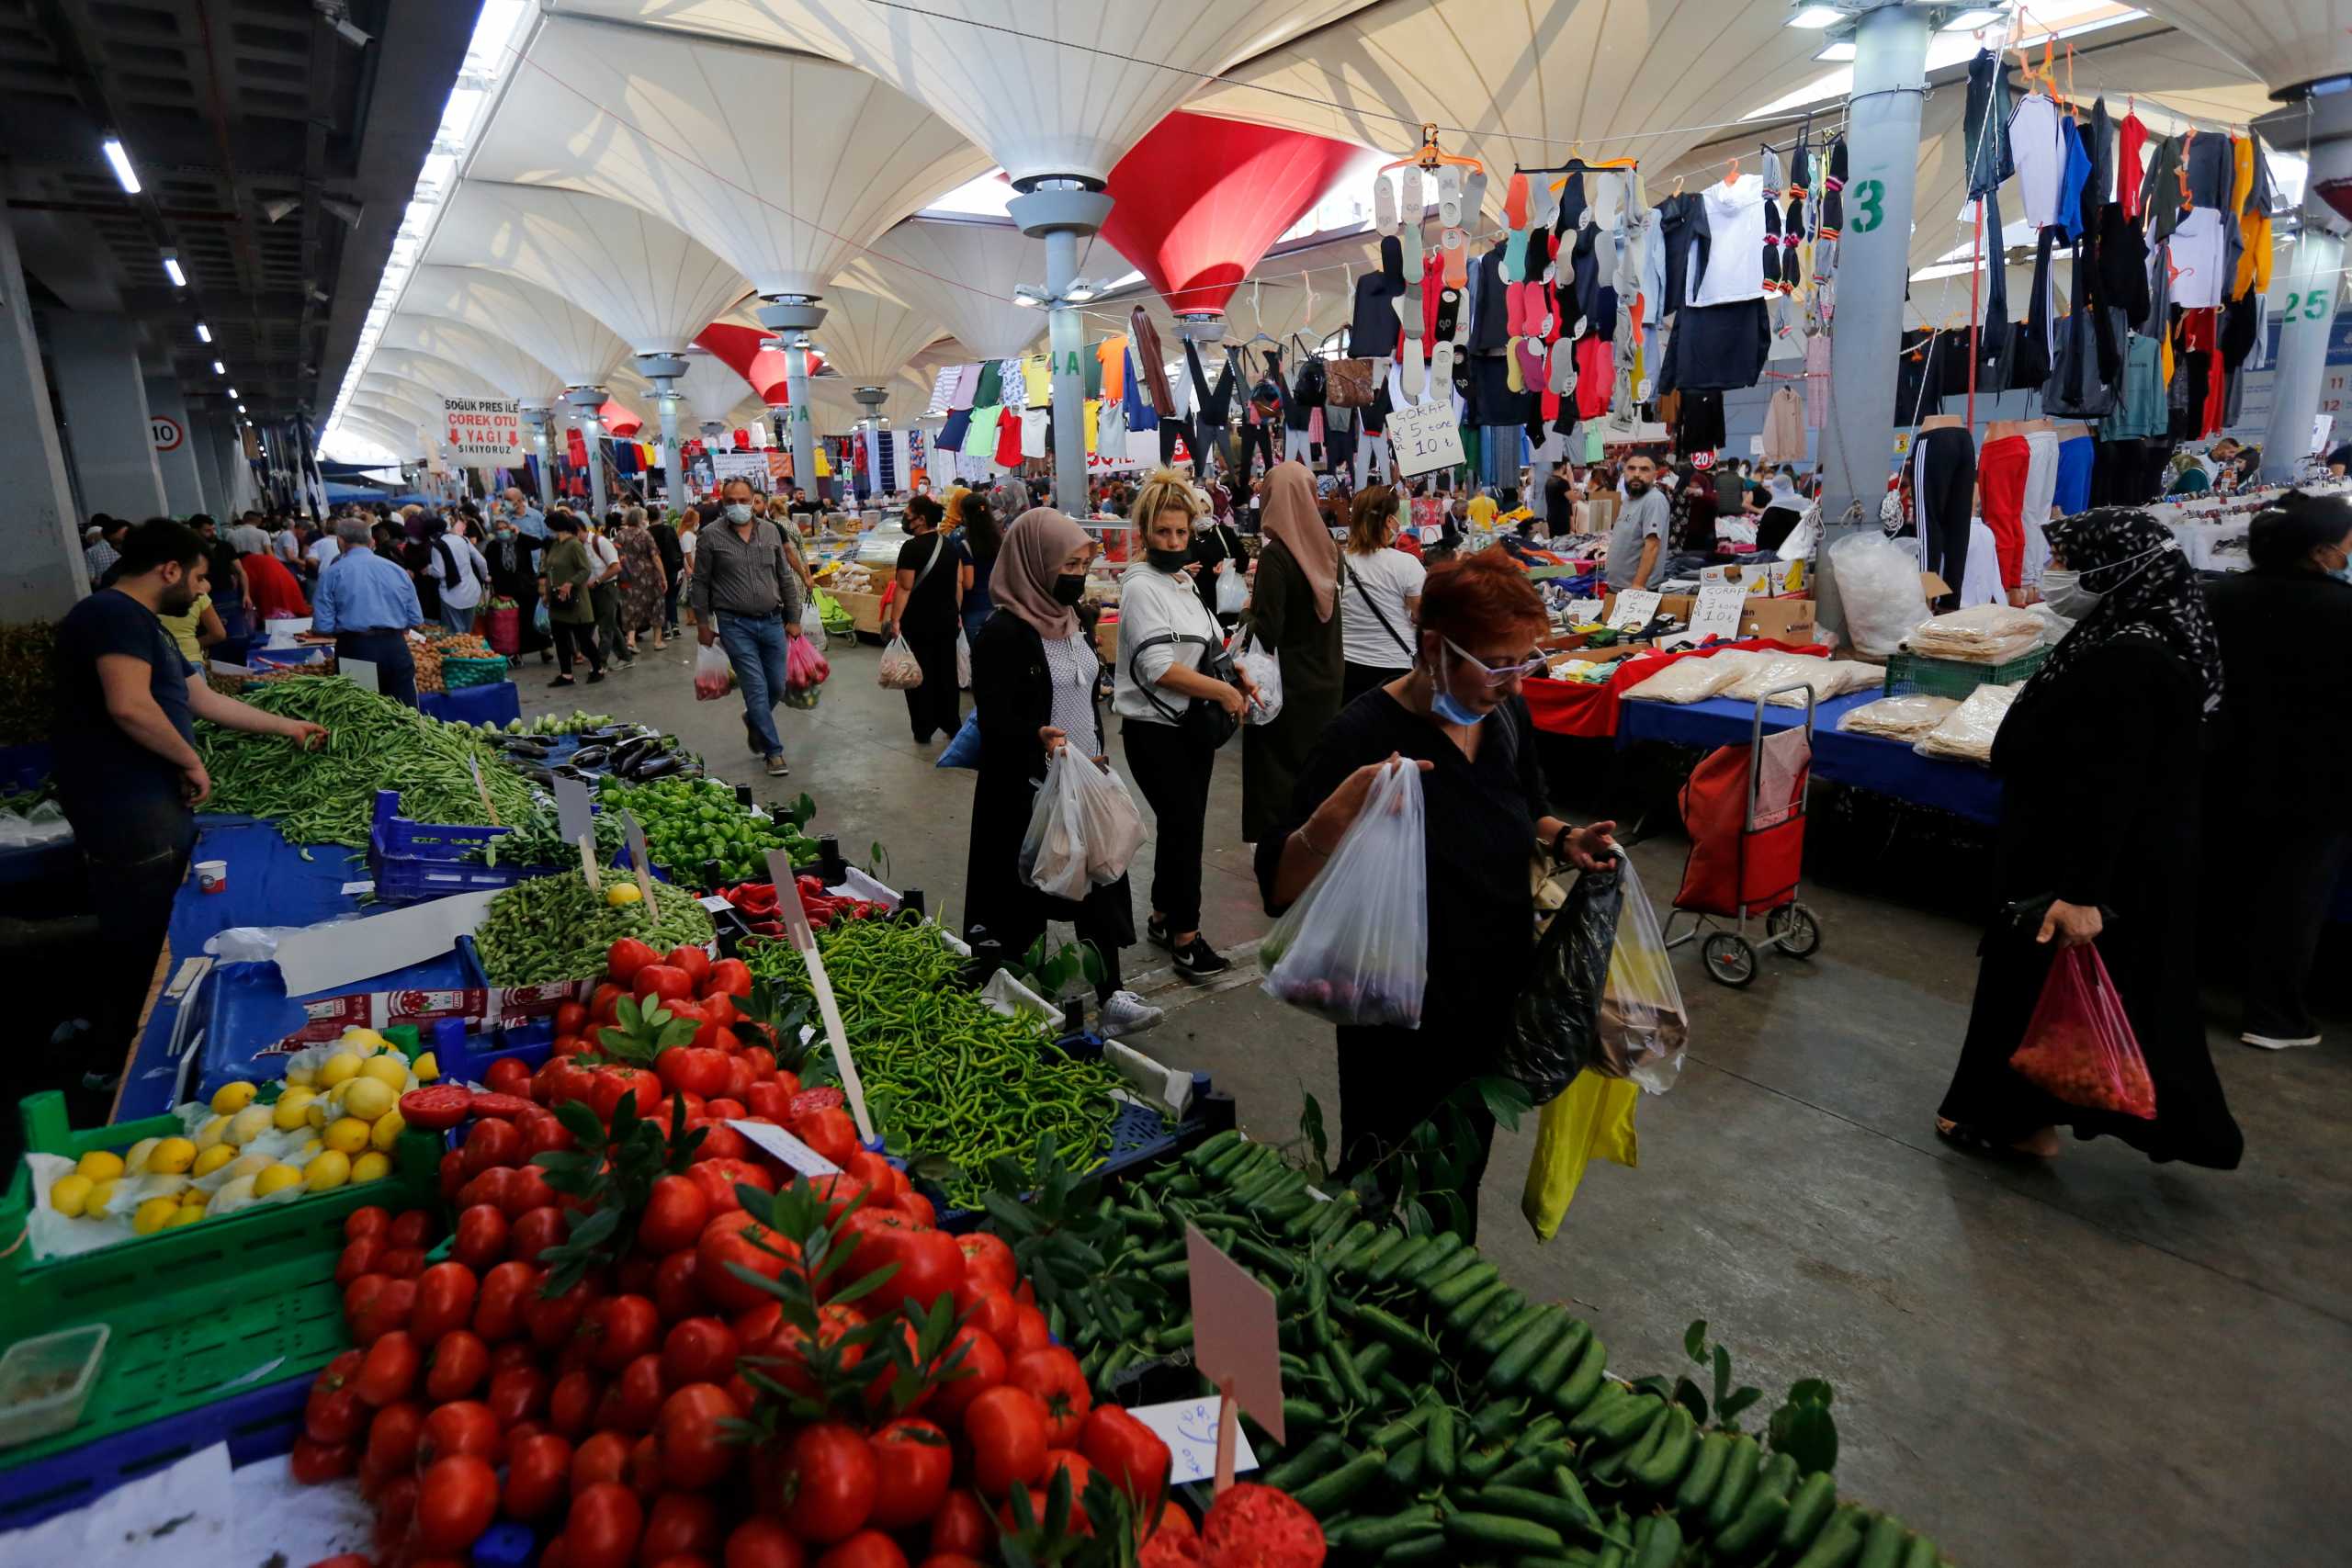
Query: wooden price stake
468,755,501,827
619,810,659,919
1185,1222,1285,1494
763,848,876,1145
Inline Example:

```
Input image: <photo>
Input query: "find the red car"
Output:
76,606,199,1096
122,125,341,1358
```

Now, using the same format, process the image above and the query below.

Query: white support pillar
636,354,689,505
143,378,209,517
0,205,85,615
564,388,609,517
755,299,826,502
47,310,168,522
1011,186,1116,517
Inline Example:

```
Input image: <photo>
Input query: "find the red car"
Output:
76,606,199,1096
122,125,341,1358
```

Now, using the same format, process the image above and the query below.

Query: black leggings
1237,421,1275,484
551,620,603,675
900,624,962,742
1120,717,1216,933
1913,425,1977,605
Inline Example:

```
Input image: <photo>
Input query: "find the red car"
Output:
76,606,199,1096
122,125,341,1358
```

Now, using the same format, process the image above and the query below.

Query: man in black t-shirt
1543,457,1575,540
51,521,329,1098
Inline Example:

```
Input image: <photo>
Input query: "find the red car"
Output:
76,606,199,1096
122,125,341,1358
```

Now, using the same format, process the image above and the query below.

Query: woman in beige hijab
1240,460,1343,842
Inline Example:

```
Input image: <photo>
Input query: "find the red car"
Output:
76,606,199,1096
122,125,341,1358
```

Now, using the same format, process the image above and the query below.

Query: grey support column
564,388,610,517
1011,186,1116,517
637,355,688,504
1815,0,1933,645
188,409,232,518
47,310,167,521
143,378,208,516
0,205,85,615
525,407,555,503
2261,231,2345,477
755,299,826,502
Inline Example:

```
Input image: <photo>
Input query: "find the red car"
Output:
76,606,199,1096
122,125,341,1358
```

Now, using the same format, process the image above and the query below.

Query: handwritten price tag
1689,583,1747,641
1129,1397,1261,1484
1388,400,1465,478
1606,589,1661,632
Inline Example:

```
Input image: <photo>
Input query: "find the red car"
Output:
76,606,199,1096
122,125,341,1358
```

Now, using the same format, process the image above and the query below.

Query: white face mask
724,502,754,525
2039,568,2099,618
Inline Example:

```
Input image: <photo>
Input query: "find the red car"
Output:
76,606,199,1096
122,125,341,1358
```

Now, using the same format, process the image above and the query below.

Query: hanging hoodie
1351,234,1408,358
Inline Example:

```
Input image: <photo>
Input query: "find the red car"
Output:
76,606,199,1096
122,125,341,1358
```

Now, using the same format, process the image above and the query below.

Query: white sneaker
2241,1032,2321,1050
1100,989,1165,1037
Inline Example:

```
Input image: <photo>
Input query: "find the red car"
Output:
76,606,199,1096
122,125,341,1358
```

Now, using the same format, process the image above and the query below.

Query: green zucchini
1338,1506,1440,1552
1899,1533,1943,1568
1487,1308,1575,1393
1630,1512,1681,1568
1443,1511,1566,1555
1428,1257,1499,1306
1790,1504,1869,1568
1565,1380,1630,1439
1628,1405,1696,1490
1713,1490,1791,1563
1363,1232,1434,1284
1473,1482,1591,1539
1702,1435,1763,1533
1778,1472,1838,1554
1588,1393,1665,1450
1351,1303,1440,1357
1552,1333,1609,1415
1423,1403,1458,1481
1288,1448,1387,1514
1321,1346,1374,1410
1382,1435,1426,1492
1260,1432,1346,1492
1673,1430,1733,1512
1443,1278,1512,1332
1376,1531,1448,1564
1523,1316,1592,1397
1474,1301,1554,1360
1857,1513,1907,1568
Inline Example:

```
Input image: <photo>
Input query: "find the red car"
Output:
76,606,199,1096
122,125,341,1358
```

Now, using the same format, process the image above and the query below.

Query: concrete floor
516,629,2352,1568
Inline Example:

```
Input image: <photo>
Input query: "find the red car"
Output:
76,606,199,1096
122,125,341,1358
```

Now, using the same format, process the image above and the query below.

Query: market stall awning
818,262,951,388
695,321,812,405
379,315,568,408
865,219,1053,362
399,265,632,389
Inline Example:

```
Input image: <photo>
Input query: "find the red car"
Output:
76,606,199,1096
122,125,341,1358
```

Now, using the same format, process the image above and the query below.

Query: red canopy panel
1101,111,1366,320
695,321,824,404
597,399,642,437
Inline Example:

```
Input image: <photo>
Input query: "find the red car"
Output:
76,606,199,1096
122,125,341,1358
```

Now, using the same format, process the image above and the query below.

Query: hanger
1723,154,1741,186
1670,174,1685,197
1377,123,1485,176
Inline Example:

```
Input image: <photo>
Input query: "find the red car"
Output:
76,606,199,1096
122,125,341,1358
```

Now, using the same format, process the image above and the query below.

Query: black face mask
1052,572,1088,606
1146,546,1191,573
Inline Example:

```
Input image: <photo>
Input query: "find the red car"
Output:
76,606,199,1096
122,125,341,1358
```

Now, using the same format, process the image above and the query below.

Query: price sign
340,657,379,694
1187,1222,1285,1488
727,1120,841,1178
1606,588,1661,631
619,810,659,919
1689,583,1747,642
1387,400,1465,478
1563,597,1605,626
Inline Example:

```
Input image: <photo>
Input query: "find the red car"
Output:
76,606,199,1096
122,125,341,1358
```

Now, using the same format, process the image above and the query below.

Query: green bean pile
473,862,716,984
198,674,539,848
746,919,1122,1209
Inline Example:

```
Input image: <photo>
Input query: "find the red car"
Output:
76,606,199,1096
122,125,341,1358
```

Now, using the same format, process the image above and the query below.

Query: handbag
1326,357,1376,409
1128,628,1240,750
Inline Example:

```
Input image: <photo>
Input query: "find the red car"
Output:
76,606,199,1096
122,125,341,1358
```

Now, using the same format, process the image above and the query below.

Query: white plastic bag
1234,630,1283,725
1829,530,1931,659
1260,757,1428,1028
0,800,71,849
693,642,734,701
800,602,828,653
1837,694,1958,740
1907,603,2043,663
1216,558,1249,616
876,635,924,690
1598,856,1690,1093
1623,650,1764,705
1018,749,1147,899
956,628,972,690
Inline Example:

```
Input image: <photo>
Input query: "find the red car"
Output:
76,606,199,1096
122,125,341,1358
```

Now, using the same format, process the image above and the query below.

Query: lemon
305,1100,330,1130
132,1195,180,1235
317,1051,360,1088
193,1114,230,1152
228,1105,274,1145
273,1088,317,1131
413,1051,439,1082
75,1149,125,1183
122,1137,161,1175
303,1151,351,1191
295,1137,323,1161
85,1178,123,1218
322,1117,372,1156
49,1174,94,1218
167,1204,207,1227
192,1144,237,1179
605,882,644,908
209,1080,257,1115
214,1173,257,1207
148,1136,197,1176
253,1164,304,1198
369,1110,406,1151
340,1077,396,1122
178,1185,208,1206
350,1151,390,1184
358,1055,410,1091
284,1061,317,1087
344,1027,390,1055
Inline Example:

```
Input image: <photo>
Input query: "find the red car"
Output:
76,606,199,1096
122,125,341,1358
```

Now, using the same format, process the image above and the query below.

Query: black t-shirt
1544,475,1574,529
893,531,967,636
53,589,196,809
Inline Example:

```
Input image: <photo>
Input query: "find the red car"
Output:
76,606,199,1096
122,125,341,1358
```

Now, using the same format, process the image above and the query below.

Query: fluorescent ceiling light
212,360,226,374
196,322,211,343
1942,8,2006,28
162,253,186,287
101,137,141,195
1786,6,1842,28
227,387,239,399
237,403,248,413
1815,40,1856,61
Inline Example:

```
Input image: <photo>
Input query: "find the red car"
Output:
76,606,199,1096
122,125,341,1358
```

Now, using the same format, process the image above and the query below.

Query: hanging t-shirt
2008,94,2063,230
1096,336,1127,404
1691,175,1768,306
1023,354,1052,404
973,360,1002,408
1022,404,1050,459
2168,207,2227,308
1000,358,1027,411
993,409,1023,468
1084,398,1100,453
962,404,1001,457
949,363,980,412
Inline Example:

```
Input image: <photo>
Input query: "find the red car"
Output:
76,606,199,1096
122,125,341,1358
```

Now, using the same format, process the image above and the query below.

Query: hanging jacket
1190,339,1235,426
1350,234,1408,358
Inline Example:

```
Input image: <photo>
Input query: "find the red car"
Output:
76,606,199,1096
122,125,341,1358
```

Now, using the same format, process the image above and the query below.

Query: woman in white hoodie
1114,470,1258,977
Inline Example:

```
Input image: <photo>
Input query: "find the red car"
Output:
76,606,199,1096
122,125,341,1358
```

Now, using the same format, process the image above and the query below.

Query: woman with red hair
1254,548,1620,1235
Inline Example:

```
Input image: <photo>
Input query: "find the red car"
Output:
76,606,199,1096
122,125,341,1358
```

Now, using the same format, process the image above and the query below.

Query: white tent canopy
426,184,750,356
379,314,568,407
2149,0,2352,91
865,220,1056,361
398,265,633,389
677,352,758,426
472,17,989,299
817,263,948,387
366,351,500,400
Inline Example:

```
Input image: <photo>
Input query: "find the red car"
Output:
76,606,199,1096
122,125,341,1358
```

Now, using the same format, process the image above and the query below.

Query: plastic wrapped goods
1830,531,1932,658
1622,650,1766,704
1915,682,2021,762
1837,694,1960,739
1261,758,1428,1028
1719,654,1879,705
1908,603,2045,663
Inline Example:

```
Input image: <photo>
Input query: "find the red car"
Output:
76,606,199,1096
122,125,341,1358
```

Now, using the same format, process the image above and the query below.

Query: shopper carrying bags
1240,460,1344,844
1255,549,1620,1238
1338,484,1426,703
1936,508,2243,1168
965,508,1162,1037
690,476,805,778
538,511,605,687
587,513,629,668
1115,471,1261,980
881,494,968,743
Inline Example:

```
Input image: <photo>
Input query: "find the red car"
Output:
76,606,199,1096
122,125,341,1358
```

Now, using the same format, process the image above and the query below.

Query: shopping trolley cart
1661,683,1823,987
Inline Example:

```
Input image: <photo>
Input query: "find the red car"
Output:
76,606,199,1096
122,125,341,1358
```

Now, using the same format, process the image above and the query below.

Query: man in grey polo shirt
1606,453,1672,591
691,477,805,777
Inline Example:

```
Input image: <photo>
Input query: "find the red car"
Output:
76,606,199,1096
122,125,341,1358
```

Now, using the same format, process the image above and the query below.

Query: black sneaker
549,674,575,687
1171,936,1230,977
586,671,605,684
1146,914,1172,950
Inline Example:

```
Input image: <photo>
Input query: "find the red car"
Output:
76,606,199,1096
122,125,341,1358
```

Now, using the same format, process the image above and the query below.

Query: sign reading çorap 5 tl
441,396,526,467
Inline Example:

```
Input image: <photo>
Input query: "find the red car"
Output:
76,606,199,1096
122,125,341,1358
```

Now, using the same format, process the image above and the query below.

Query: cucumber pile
1082,1131,1952,1568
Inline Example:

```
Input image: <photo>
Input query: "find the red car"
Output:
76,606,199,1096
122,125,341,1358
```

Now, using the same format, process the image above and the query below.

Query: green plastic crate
442,654,510,690
1883,643,2049,699
0,1092,437,1470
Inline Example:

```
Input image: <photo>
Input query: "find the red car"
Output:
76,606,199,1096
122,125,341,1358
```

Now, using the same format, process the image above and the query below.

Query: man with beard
1605,453,1672,592
50,520,328,1103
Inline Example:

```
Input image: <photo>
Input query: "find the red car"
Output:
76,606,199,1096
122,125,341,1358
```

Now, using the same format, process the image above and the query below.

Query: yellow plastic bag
1521,1068,1641,1241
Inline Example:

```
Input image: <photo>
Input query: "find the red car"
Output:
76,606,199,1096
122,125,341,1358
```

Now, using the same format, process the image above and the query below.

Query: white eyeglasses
1442,635,1546,688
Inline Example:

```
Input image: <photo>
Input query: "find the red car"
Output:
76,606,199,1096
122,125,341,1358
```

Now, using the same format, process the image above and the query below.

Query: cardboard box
828,588,886,635
1094,615,1120,667
1601,592,1815,643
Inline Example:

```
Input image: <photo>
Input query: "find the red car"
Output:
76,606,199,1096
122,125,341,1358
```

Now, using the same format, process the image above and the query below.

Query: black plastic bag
1505,863,1624,1104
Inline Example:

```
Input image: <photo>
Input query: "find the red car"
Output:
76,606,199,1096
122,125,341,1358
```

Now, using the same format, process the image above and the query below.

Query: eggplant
630,753,686,780
569,745,611,770
606,736,652,775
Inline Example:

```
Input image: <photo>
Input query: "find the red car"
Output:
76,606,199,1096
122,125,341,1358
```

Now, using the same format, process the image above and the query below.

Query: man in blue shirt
311,515,424,705
502,486,548,542
51,520,328,1104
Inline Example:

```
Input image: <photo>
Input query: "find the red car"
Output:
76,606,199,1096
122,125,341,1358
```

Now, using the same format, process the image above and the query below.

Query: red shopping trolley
1662,683,1823,987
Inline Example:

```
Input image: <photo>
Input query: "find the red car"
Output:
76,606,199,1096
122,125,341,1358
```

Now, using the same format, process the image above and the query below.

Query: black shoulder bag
1343,558,1415,660
1127,584,1240,749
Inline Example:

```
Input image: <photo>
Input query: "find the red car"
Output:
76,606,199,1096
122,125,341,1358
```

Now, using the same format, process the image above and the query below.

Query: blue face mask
1431,685,1488,728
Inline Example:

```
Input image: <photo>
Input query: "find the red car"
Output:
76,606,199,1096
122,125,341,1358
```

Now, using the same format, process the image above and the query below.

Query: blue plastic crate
0,1369,310,1532
367,788,548,905
195,938,492,1100
0,741,52,793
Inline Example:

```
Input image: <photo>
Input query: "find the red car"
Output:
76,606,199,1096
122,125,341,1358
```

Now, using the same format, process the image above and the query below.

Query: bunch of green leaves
999,1467,1145,1567
531,1093,706,1293
721,1177,972,1435
978,1132,1160,1348
1641,1320,1765,1431
1768,1378,1838,1475
1628,1321,1837,1472
584,994,699,1067
1003,936,1106,1000
740,977,820,1079
1281,1075,1533,1236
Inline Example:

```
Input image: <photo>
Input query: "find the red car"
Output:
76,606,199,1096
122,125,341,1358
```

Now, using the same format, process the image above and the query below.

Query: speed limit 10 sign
151,415,186,453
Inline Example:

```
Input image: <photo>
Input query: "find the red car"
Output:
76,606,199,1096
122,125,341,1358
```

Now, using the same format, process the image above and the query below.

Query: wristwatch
1550,823,1576,863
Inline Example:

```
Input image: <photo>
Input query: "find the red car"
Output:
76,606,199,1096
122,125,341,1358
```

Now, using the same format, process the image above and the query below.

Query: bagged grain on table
1915,682,2021,762
1622,649,1766,704
1907,603,2044,662
1838,694,1960,740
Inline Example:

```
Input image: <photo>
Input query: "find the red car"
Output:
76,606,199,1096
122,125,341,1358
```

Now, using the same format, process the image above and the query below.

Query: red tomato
334,1235,383,1288
1006,1347,1091,1446
633,964,693,1003
473,1259,538,1342
510,1204,568,1265
411,1261,480,1346
424,1329,491,1402
639,1173,711,1257
658,1046,731,1100
415,1454,500,1553
775,1423,876,1545
814,1533,907,1568
523,1111,575,1158
918,1558,988,1568
303,1378,366,1445
700,1098,747,1123
842,1150,900,1200
488,1364,550,1427
346,1275,413,1345
389,1210,433,1248
748,1052,784,1088
692,1021,741,1055
482,1055,535,1099
695,1212,798,1313
353,1329,419,1406
1041,1449,1094,1497
502,1163,558,1218
1151,1499,1195,1540
928,1325,1007,1424
664,945,712,987
963,1385,1049,1496
698,989,741,1030
462,1117,523,1178
606,941,659,985
661,995,707,1028
684,1157,773,1215
723,1517,808,1568
362,1398,424,1475
548,1367,603,1439
555,999,592,1036
593,1068,664,1123
790,1108,857,1168
704,958,752,999
1200,1483,1322,1567
954,1281,1019,1349
655,1382,741,1490
742,1081,791,1122
1082,1404,1171,1517
584,1293,662,1372
505,1431,574,1519
865,1417,953,1530
838,1208,910,1274
451,1204,509,1271
892,1190,937,1229
652,1249,705,1321
640,1491,722,1563
345,1206,390,1242
375,1246,427,1280
1008,1303,1050,1356
528,1278,601,1351
883,1229,966,1318
723,1055,755,1102
572,1429,633,1495
288,1436,355,1484
660,1317,739,1390
416,1400,501,1468
606,1351,668,1434
566,1482,646,1568
928,1492,996,1558
691,1122,752,1166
